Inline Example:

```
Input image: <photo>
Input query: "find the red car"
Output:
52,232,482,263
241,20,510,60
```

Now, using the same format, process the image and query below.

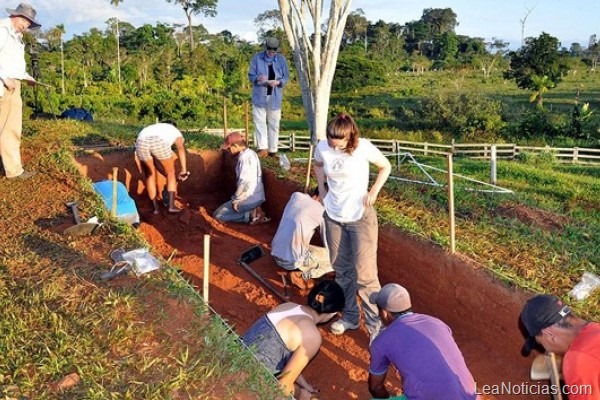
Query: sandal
250,215,271,225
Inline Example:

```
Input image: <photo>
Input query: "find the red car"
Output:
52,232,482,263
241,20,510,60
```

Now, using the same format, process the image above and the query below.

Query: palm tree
529,75,555,108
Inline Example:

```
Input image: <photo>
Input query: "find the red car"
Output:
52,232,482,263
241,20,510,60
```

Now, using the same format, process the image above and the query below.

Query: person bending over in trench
242,280,344,400
135,121,189,214
214,131,270,225
271,188,334,290
520,294,600,400
368,283,479,400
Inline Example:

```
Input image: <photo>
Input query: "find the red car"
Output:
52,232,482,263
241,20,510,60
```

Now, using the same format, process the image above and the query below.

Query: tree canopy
504,32,570,107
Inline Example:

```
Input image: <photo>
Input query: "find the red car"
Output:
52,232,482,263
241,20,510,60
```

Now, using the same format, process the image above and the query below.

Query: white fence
192,128,600,165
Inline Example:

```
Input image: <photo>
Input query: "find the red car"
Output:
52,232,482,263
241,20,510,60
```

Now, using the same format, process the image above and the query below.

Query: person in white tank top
242,280,344,400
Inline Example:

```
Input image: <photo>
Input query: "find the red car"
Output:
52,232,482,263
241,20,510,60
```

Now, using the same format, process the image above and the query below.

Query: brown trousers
0,80,23,178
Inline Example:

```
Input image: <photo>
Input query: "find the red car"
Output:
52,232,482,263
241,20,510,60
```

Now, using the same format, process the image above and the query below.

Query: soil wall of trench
76,149,547,400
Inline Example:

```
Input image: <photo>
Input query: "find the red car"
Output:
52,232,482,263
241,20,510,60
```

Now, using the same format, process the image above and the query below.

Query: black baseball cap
520,294,572,356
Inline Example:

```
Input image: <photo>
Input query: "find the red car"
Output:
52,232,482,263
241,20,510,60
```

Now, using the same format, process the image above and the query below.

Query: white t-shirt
314,138,383,222
137,123,183,146
233,148,265,206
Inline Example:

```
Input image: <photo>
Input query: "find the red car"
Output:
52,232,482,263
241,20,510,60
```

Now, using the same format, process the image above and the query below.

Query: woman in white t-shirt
313,113,391,341
135,122,189,214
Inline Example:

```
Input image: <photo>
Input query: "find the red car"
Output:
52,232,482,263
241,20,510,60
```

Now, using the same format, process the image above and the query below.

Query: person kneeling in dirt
520,294,600,399
135,122,189,214
271,189,333,290
242,280,344,400
214,131,270,224
368,283,479,400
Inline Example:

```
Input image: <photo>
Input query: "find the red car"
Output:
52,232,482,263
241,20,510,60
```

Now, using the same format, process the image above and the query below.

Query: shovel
64,201,100,236
239,245,289,302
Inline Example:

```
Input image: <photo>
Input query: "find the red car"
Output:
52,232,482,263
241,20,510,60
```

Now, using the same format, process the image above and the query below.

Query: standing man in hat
0,3,40,179
248,37,289,158
520,294,600,400
368,283,479,400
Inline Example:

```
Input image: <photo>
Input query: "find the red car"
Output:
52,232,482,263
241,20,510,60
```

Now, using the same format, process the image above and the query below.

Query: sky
23,0,600,49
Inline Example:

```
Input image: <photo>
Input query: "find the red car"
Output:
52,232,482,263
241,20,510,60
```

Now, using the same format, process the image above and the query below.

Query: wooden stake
446,154,455,254
244,102,250,144
111,167,118,218
550,352,564,400
304,144,314,193
223,96,228,138
203,234,210,303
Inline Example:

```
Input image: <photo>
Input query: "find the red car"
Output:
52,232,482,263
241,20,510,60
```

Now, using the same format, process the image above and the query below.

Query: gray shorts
135,136,173,161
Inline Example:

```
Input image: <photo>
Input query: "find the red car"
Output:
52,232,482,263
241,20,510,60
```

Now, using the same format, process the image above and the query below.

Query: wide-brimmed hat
6,3,41,29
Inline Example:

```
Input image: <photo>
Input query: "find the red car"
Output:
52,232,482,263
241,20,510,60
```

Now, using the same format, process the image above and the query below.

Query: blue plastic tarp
93,180,140,225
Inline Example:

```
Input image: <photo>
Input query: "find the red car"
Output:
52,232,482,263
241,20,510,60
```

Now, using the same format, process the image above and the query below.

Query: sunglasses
266,47,278,51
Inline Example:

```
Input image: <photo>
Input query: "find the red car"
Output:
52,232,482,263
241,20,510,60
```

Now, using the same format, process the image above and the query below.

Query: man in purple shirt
368,283,479,400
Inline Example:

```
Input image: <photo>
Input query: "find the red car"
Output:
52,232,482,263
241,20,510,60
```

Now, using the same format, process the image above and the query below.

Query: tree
586,35,600,70
504,32,570,108
254,9,282,43
110,0,123,92
46,24,66,95
278,0,353,141
165,0,217,51
477,37,508,79
342,9,368,51
421,8,458,36
519,6,534,47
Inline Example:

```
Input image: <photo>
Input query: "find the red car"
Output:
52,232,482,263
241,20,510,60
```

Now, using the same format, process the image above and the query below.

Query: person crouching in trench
214,131,270,225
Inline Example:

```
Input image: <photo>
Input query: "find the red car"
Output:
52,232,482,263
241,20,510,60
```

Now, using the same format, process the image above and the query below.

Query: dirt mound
496,203,567,232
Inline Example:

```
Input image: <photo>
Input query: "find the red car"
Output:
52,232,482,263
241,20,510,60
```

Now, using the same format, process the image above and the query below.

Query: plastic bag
279,154,291,171
121,248,161,276
569,271,600,301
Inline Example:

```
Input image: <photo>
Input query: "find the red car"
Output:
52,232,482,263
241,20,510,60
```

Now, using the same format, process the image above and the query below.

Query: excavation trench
76,149,543,400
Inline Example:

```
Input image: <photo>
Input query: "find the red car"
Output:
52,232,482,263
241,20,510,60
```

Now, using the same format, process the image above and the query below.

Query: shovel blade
64,223,99,237
240,244,265,264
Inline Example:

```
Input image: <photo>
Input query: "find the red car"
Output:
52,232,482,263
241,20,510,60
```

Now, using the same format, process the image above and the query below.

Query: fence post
447,154,456,254
573,147,579,164
424,142,429,156
451,139,456,155
490,145,497,185
203,234,210,303
223,96,228,139
394,140,400,169
513,144,517,158
244,102,250,145
484,144,489,159
291,131,296,152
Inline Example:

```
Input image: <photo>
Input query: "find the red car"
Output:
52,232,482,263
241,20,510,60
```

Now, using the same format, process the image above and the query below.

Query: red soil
76,150,548,400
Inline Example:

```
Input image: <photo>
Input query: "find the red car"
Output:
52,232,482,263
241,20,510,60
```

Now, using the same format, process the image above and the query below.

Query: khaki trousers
0,81,24,178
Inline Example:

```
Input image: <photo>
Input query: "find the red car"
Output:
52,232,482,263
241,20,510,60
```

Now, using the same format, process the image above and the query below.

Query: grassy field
281,69,600,147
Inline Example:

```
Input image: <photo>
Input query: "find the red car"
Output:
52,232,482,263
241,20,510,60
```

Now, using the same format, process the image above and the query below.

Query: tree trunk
279,0,352,142
187,12,194,52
